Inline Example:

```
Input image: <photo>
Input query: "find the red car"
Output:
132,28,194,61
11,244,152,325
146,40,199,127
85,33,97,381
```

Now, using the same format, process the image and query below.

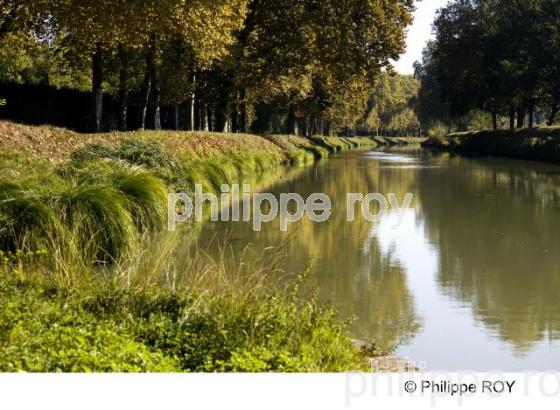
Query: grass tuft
60,184,137,262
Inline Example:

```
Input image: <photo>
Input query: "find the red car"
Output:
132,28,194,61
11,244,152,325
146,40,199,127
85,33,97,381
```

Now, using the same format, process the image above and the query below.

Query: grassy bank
0,240,369,372
0,121,376,260
0,121,377,372
373,136,428,146
422,127,560,164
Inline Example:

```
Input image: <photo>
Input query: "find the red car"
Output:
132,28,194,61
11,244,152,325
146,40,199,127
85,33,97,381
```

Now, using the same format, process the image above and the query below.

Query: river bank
422,127,560,164
0,121,382,372
373,136,428,146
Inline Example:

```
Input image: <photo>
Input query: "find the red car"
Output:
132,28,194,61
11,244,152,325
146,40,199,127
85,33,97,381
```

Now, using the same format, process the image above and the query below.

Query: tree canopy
1,0,415,135
415,0,560,132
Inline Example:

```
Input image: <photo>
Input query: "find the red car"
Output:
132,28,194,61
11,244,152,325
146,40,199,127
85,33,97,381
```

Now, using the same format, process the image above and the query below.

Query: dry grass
0,121,284,162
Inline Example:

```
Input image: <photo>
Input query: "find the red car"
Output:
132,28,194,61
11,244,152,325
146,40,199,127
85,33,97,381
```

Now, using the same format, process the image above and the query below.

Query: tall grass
112,172,169,232
0,179,66,252
0,236,367,372
0,132,376,372
60,184,137,262
0,138,288,263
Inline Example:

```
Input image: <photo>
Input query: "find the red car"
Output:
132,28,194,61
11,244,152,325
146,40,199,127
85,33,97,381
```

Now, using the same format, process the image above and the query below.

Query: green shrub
72,139,175,169
71,140,184,189
0,268,367,373
132,287,364,372
0,284,179,372
427,123,448,138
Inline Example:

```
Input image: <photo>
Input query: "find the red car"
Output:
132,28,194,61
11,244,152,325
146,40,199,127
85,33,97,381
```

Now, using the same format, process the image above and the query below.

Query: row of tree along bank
414,0,560,133
422,127,560,164
0,1,417,136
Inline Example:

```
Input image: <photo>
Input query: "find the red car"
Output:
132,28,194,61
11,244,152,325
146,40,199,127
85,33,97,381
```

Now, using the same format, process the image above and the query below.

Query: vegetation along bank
0,121,383,372
422,128,560,164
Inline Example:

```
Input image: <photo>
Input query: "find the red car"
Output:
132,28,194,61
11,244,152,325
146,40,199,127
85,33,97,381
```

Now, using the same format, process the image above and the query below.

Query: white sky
393,0,449,75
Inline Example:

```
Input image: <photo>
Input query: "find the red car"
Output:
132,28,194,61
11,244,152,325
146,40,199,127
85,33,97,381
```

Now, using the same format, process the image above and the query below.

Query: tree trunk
238,89,247,133
528,100,535,128
172,104,179,130
509,107,515,130
491,111,498,130
117,46,128,132
89,43,103,133
147,35,161,130
139,55,151,131
231,108,238,133
203,104,209,132
195,94,202,130
324,121,331,136
287,105,298,135
215,102,227,133
188,73,196,131
547,96,559,126
318,119,324,136
516,106,525,129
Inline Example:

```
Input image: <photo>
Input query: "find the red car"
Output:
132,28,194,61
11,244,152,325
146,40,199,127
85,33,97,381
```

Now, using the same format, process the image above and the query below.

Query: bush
131,286,364,372
0,283,179,372
427,122,448,138
71,139,185,188
0,271,367,373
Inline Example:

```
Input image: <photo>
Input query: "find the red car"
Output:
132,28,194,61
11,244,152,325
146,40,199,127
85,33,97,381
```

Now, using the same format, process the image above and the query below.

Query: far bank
422,127,560,164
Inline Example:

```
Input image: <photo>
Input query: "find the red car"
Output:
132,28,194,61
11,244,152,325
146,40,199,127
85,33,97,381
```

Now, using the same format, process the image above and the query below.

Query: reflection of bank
196,149,422,353
373,208,507,370
414,156,560,369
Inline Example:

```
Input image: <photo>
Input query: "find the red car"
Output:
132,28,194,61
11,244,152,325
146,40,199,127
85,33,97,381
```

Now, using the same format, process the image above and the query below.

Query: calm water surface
198,148,560,371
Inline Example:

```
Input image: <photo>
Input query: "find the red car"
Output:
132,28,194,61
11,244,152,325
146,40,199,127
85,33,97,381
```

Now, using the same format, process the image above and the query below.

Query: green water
198,148,560,371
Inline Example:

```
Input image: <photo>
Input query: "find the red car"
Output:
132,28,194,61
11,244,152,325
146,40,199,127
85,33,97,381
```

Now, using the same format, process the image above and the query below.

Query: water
197,148,560,371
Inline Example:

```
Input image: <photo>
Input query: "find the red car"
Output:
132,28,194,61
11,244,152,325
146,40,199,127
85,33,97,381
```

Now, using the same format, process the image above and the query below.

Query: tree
236,0,415,135
416,0,560,132
362,73,420,136
4,0,416,134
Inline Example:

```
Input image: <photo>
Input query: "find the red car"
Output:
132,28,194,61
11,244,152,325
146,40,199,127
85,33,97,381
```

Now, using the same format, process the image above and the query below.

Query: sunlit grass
0,237,368,372
0,127,379,372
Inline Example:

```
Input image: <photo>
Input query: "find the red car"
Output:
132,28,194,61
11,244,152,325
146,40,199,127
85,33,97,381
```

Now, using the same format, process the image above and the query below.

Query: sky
393,0,449,75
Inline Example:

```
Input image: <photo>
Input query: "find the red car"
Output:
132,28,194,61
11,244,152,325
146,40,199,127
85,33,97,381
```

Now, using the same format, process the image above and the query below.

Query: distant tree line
0,0,416,135
361,72,421,137
415,0,560,132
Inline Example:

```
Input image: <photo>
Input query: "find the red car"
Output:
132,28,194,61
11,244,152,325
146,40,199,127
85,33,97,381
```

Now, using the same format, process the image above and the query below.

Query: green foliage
0,282,179,372
0,179,66,251
2,0,416,136
363,73,420,135
427,123,448,139
72,139,174,169
0,130,377,372
113,172,169,232
0,268,366,372
416,0,560,131
1,130,340,263
237,0,415,134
